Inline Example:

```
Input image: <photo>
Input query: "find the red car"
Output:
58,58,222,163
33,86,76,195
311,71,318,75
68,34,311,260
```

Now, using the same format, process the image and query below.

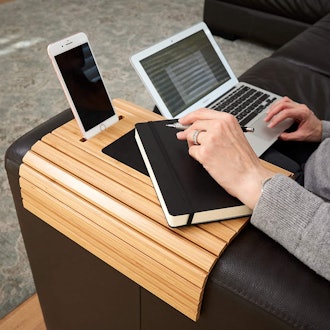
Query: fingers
177,113,247,166
178,108,225,126
265,96,313,129
190,129,206,147
279,131,301,141
177,110,239,145
266,108,297,128
177,108,218,142
265,96,293,118
177,125,207,147
264,97,295,126
265,97,322,142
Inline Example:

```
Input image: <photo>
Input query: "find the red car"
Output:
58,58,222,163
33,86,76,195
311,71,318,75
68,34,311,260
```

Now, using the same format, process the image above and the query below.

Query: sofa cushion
207,225,330,330
218,0,330,23
140,225,330,330
204,0,330,46
273,13,330,78
239,12,330,121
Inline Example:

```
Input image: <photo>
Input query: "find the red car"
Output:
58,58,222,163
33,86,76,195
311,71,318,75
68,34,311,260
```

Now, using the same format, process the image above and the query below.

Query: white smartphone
47,32,118,139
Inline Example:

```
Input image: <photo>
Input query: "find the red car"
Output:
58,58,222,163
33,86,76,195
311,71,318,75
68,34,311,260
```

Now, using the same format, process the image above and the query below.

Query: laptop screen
140,30,230,117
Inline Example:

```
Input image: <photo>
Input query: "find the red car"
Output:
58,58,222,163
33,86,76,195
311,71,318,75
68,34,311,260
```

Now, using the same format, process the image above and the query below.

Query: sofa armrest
5,109,330,329
5,110,73,177
5,109,142,329
5,110,73,221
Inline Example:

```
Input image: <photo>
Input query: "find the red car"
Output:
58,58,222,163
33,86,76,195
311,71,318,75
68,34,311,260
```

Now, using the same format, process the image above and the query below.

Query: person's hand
265,97,322,142
176,108,275,209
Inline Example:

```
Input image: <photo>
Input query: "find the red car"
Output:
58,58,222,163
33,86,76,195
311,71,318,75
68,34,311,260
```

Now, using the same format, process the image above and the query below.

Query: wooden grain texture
19,99,288,321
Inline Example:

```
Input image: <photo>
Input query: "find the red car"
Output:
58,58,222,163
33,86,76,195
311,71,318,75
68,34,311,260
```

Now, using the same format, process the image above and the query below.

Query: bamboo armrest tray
19,99,289,321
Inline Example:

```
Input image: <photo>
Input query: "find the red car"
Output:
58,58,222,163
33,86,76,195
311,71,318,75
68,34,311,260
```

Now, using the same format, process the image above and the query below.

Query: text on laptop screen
140,30,230,117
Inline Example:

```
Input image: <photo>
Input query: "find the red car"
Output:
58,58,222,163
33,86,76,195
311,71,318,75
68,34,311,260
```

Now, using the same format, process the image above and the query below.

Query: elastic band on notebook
187,213,194,225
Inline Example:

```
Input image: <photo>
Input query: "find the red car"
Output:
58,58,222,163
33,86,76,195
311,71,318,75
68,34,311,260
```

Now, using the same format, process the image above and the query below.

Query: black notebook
135,120,252,227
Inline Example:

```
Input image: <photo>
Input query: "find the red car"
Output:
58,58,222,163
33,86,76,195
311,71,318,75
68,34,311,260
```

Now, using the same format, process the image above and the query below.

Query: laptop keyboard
209,85,277,126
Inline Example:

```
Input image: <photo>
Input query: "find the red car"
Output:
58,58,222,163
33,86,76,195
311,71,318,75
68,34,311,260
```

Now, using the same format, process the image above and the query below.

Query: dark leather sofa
204,0,330,46
5,6,330,330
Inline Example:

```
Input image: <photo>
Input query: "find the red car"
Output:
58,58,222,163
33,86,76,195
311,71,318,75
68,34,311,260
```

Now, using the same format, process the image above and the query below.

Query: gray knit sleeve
251,174,330,281
304,138,330,201
321,121,330,140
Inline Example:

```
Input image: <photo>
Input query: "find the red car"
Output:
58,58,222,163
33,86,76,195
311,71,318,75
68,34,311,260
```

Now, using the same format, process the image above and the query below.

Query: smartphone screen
55,42,115,131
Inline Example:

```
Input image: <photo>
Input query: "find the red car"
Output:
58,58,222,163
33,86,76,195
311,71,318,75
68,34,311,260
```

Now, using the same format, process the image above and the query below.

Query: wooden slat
21,153,217,272
19,167,207,289
20,161,210,319
21,194,200,319
38,133,227,255
198,221,239,243
37,135,157,203
19,98,274,321
42,132,151,185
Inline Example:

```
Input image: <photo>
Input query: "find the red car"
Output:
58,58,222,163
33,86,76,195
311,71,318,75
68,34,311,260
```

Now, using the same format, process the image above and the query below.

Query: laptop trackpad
246,117,293,157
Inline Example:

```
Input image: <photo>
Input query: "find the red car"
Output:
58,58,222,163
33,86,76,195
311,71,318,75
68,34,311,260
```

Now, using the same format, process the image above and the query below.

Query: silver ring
192,129,201,145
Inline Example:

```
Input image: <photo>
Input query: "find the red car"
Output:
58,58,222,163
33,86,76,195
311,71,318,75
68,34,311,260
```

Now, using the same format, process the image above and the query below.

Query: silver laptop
130,22,292,156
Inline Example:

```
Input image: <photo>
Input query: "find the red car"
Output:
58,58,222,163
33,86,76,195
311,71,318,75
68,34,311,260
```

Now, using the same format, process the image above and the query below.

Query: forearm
251,174,330,281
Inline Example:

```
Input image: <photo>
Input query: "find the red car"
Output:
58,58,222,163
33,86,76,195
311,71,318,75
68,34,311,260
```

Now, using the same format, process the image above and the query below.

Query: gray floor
0,0,273,317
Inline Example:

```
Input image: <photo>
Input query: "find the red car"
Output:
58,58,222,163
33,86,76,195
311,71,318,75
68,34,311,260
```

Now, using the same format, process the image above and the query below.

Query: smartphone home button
100,124,106,131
